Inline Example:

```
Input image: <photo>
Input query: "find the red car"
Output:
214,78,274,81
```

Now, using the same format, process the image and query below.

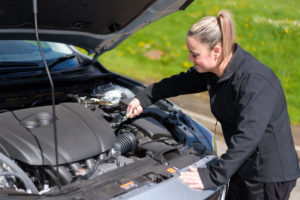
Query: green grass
96,0,300,124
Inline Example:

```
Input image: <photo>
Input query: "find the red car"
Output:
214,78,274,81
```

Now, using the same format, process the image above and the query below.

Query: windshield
0,40,73,62
0,40,82,73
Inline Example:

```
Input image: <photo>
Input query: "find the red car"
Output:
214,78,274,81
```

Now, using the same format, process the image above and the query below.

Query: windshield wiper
0,54,77,74
47,54,76,70
0,62,43,73
0,67,44,74
0,62,40,67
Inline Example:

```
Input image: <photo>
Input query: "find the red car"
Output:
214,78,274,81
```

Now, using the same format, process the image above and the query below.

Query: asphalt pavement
169,93,300,199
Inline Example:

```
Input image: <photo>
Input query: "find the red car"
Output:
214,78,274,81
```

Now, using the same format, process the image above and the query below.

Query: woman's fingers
131,106,143,118
189,166,198,172
136,105,143,114
133,108,138,115
179,166,204,189
126,98,143,118
189,184,204,189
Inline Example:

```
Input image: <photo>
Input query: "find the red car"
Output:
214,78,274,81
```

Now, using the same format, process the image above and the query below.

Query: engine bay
0,79,213,195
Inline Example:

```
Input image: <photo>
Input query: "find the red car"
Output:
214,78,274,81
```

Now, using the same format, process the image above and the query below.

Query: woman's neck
215,52,233,78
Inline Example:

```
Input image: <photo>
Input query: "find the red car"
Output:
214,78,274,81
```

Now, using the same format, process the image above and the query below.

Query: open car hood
0,0,193,53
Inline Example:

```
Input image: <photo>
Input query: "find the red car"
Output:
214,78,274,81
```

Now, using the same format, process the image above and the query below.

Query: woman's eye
189,52,198,58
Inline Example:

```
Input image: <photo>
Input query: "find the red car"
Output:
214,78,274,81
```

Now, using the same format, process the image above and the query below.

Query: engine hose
113,132,136,155
47,165,73,185
0,152,38,194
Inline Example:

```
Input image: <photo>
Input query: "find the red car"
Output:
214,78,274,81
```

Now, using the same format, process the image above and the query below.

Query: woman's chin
195,67,205,73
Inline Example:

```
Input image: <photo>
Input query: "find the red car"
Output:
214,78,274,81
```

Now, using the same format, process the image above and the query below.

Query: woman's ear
212,44,222,59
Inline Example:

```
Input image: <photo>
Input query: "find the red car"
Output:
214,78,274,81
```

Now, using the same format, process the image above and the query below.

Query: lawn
96,0,300,124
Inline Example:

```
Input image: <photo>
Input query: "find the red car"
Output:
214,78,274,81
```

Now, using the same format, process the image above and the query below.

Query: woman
126,10,299,199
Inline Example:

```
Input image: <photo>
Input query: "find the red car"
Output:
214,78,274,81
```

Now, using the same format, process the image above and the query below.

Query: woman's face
186,36,219,74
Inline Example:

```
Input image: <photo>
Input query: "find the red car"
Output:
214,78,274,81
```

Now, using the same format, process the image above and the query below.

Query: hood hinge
91,47,107,64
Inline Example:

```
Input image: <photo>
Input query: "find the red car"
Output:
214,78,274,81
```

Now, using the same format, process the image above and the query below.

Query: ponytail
217,10,236,60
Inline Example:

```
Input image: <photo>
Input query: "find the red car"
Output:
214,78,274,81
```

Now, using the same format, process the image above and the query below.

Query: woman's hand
126,98,143,118
179,166,204,189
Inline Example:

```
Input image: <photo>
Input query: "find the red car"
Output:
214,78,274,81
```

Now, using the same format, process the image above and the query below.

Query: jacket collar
217,43,244,83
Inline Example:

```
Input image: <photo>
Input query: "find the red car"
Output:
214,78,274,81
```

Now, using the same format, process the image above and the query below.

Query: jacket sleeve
135,67,209,108
198,74,280,189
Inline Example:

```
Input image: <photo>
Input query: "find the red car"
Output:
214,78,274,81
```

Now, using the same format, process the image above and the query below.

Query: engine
0,103,116,166
0,82,203,194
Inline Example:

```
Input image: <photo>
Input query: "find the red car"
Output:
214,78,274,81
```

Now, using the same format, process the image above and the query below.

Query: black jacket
136,44,300,189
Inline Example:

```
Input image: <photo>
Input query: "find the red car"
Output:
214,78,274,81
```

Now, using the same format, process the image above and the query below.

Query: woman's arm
136,67,209,108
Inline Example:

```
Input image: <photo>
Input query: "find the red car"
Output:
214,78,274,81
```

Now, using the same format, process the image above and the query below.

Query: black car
0,0,226,199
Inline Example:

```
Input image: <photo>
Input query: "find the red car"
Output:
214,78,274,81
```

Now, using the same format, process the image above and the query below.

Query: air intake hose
113,132,136,155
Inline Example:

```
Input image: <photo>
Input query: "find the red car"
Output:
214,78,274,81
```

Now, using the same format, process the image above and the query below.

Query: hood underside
0,0,193,52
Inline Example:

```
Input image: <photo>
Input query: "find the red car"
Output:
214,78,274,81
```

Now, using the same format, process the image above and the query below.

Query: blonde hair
187,10,236,60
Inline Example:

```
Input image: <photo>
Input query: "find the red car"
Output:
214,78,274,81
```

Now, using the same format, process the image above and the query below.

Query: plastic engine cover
0,103,116,165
